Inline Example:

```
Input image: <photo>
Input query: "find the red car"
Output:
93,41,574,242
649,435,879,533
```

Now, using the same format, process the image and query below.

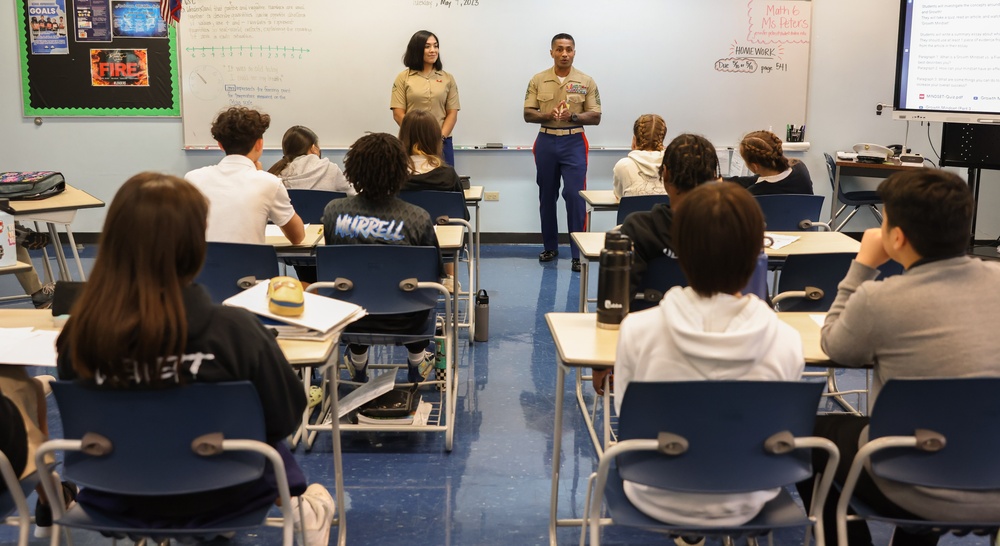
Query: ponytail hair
632,114,667,152
268,125,319,176
738,130,790,173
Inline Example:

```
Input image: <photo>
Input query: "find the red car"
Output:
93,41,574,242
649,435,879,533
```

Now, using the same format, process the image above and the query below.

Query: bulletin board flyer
27,0,69,54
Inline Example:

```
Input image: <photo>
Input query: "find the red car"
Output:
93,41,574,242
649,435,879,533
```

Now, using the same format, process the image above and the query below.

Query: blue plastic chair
195,242,280,304
755,194,828,231
824,153,884,232
836,378,1000,546
583,381,837,546
616,194,670,225
36,381,300,545
398,190,469,222
287,189,345,224
772,252,902,312
632,253,769,312
0,450,40,546
310,244,457,451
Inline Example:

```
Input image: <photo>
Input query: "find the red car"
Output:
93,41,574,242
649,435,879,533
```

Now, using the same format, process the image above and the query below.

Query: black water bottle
596,230,632,329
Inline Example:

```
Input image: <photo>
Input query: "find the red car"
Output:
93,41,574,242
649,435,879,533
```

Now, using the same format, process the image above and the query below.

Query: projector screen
892,0,1000,125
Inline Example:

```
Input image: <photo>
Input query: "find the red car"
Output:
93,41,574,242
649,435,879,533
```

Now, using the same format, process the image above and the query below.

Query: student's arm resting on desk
279,213,306,245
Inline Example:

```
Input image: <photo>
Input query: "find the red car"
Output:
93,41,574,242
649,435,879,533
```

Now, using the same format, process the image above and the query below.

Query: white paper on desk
265,223,310,237
0,329,59,367
335,371,396,419
810,314,826,328
764,232,800,250
223,281,366,333
729,153,748,177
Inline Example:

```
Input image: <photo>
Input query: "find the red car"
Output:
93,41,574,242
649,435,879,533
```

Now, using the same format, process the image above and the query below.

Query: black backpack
0,171,66,200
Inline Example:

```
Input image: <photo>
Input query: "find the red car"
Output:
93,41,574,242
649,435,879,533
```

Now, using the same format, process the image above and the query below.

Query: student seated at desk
799,168,1000,546
614,182,803,534
56,173,334,546
612,113,667,198
267,125,355,195
185,107,306,247
398,109,468,292
320,133,442,384
725,130,814,196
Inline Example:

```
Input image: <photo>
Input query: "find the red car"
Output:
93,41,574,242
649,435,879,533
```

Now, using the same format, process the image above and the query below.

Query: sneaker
538,249,558,262
15,223,50,250
34,480,77,538
31,283,55,310
440,275,462,294
407,350,435,384
571,259,582,272
292,483,335,546
342,348,368,383
308,385,323,408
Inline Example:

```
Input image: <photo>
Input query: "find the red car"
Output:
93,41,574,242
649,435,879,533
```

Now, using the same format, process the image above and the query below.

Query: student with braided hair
613,114,668,198
726,129,814,196
619,133,720,293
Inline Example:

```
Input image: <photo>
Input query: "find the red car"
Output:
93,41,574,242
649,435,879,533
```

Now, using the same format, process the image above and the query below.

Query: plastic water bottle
596,230,632,329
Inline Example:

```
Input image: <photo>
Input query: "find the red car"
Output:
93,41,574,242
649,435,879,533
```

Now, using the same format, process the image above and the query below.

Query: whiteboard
179,0,812,149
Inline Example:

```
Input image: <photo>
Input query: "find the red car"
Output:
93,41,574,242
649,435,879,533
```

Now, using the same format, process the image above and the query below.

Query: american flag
160,0,181,26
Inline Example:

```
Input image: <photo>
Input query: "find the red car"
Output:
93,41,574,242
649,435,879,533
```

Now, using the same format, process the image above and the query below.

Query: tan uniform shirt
524,67,601,128
390,69,461,128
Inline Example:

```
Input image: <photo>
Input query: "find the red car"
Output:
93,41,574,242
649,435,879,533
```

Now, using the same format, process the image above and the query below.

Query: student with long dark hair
268,125,354,195
56,173,334,545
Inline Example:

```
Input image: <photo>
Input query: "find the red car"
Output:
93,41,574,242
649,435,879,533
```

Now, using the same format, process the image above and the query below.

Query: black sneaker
538,249,558,262
571,259,581,272
15,223,51,250
31,283,55,310
342,348,368,383
34,480,77,538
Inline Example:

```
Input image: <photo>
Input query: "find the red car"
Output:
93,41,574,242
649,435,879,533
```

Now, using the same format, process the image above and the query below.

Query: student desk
2,185,105,283
545,310,832,545
571,231,862,312
579,189,618,230
266,223,324,252
0,261,32,276
464,186,484,290
832,159,915,221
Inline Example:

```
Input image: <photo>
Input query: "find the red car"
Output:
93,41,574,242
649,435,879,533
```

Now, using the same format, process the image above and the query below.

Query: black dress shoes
571,259,581,272
538,249,558,262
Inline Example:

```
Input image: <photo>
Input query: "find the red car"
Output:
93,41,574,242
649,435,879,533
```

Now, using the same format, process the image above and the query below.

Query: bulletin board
14,0,179,116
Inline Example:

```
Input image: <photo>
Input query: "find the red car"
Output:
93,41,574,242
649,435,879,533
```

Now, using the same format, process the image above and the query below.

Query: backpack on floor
0,171,66,200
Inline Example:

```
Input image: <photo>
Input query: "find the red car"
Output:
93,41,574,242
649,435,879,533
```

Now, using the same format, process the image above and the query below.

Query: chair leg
834,207,861,232
869,204,883,223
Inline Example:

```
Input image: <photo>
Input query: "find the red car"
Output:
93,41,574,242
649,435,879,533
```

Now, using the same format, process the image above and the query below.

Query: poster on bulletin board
14,0,179,116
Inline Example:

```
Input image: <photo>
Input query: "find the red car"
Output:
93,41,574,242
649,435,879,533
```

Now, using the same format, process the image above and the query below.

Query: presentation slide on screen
898,0,1000,114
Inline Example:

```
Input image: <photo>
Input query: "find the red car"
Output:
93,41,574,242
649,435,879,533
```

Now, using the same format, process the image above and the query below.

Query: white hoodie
612,149,666,198
614,286,804,526
278,154,355,195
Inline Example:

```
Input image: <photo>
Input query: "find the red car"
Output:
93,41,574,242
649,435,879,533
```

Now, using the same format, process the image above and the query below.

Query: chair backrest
774,252,855,312
823,153,838,194
868,378,1000,489
616,194,670,225
398,190,468,223
287,189,345,224
50,381,267,496
196,242,280,304
633,252,769,312
616,381,825,493
755,194,825,231
316,245,440,315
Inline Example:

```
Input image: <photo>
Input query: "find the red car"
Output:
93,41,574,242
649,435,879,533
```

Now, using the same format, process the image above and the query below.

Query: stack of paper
0,328,59,367
222,282,366,339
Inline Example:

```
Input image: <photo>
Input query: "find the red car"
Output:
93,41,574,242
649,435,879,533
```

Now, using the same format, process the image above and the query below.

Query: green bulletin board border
15,0,180,117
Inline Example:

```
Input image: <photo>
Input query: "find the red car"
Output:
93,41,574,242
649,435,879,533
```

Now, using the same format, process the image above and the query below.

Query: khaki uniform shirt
524,67,601,128
390,69,461,128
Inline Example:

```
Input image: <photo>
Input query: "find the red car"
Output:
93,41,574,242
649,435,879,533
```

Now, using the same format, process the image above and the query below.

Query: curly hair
660,133,719,194
403,30,442,71
210,107,271,156
633,114,667,152
343,133,409,205
739,130,790,173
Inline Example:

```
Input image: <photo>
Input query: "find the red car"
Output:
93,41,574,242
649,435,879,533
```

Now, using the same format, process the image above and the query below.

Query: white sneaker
441,275,461,294
292,484,335,546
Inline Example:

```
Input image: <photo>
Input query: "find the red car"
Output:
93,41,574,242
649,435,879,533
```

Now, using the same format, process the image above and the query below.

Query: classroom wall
2,0,999,239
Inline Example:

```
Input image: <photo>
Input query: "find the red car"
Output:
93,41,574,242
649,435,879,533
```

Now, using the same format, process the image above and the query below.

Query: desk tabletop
777,312,829,365
266,224,324,248
546,312,619,368
3,185,105,215
0,309,335,368
835,159,921,174
435,224,464,250
0,261,32,275
572,230,860,261
580,190,619,208
766,231,860,258
464,186,484,202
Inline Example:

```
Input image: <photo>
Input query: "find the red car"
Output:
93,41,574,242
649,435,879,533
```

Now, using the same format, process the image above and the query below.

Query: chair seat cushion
839,190,881,205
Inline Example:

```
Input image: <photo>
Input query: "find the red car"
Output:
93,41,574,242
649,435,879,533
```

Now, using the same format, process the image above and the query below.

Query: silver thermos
596,230,632,329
